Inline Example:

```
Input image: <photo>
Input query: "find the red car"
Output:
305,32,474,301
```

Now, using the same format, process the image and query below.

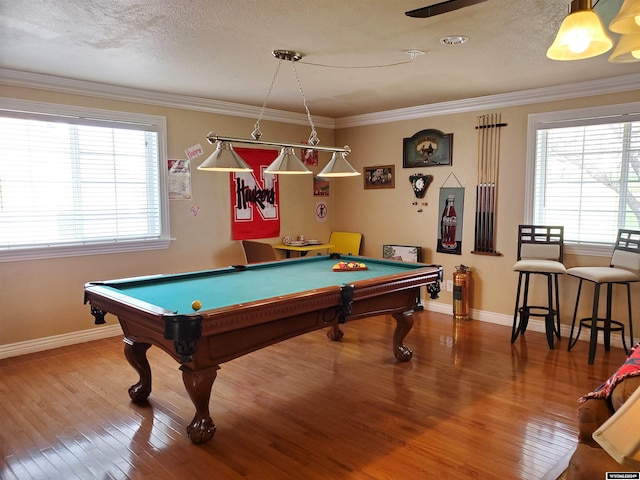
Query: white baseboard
422,300,627,350
0,303,627,360
0,323,123,360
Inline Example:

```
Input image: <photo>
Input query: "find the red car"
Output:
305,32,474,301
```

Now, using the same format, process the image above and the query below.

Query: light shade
264,147,312,175
609,33,640,63
317,152,361,178
609,0,640,34
547,7,613,60
197,141,252,172
593,385,640,469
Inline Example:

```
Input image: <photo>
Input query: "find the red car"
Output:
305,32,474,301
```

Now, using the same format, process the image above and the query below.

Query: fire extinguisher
453,264,471,321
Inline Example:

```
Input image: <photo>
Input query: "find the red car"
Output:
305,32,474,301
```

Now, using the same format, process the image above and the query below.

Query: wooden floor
0,311,628,480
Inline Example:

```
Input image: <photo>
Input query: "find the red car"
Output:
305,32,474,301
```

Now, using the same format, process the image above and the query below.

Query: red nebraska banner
230,147,280,240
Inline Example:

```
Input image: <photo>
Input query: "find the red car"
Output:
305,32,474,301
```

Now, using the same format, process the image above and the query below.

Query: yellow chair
241,240,277,263
328,232,362,255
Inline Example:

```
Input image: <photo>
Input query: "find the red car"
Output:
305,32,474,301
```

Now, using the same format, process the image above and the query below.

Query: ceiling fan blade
405,0,488,18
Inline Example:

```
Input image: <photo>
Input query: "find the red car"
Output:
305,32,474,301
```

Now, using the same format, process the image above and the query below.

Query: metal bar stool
511,225,566,349
567,229,640,364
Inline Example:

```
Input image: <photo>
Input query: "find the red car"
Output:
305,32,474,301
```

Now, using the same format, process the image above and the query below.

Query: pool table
84,254,442,444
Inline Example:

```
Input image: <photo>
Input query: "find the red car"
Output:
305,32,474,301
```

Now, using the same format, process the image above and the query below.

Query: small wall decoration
363,165,395,189
315,200,328,223
403,129,453,168
313,176,329,196
302,146,318,166
168,159,192,200
409,173,433,200
383,244,422,263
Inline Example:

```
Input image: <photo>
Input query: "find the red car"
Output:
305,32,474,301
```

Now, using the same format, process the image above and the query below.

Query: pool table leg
392,310,414,362
326,324,344,341
123,339,152,402
180,365,220,444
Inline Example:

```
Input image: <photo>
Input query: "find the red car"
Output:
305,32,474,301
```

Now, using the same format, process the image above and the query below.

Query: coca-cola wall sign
437,187,464,255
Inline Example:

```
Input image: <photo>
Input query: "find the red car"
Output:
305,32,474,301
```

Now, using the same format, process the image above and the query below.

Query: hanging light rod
205,132,351,155
199,50,359,177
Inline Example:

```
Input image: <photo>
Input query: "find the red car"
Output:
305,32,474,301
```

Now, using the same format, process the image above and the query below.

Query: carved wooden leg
180,365,219,444
326,324,344,341
392,310,414,362
123,339,152,402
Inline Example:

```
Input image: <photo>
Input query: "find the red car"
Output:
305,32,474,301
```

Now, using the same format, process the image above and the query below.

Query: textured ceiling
0,0,637,118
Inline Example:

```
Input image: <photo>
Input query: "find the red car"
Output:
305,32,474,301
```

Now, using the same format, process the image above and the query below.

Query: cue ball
191,300,202,311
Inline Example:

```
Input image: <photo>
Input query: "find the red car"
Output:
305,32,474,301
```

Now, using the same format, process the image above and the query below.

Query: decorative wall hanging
313,176,329,196
363,165,395,189
383,244,422,263
437,173,465,255
230,148,280,240
409,173,433,211
168,159,192,200
315,200,328,223
472,113,506,255
403,129,453,168
302,146,318,166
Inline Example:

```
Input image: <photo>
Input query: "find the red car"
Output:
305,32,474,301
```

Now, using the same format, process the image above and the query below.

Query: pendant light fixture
198,50,359,177
317,151,360,177
608,0,640,63
197,141,252,172
609,33,640,62
547,0,640,63
609,0,640,34
546,0,613,61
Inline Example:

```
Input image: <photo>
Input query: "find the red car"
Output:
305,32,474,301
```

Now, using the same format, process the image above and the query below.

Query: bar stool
511,225,566,349
567,229,640,364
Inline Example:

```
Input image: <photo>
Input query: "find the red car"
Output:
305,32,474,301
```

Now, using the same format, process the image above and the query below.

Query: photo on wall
382,244,422,263
437,187,464,255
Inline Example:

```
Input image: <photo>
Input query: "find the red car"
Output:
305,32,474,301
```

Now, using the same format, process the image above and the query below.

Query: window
526,102,640,256
0,98,170,261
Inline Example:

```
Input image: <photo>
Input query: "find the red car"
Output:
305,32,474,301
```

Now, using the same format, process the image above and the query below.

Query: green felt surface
98,255,425,314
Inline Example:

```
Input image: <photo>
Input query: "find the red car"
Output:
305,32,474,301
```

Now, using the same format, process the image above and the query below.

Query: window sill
0,239,173,262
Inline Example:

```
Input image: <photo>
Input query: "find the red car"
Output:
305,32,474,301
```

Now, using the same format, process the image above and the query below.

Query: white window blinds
0,100,170,261
527,103,640,253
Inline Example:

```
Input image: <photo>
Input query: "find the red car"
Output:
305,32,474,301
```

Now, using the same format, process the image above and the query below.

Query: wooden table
273,242,333,257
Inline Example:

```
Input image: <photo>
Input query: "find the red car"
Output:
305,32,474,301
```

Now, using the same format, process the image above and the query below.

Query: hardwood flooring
0,311,628,479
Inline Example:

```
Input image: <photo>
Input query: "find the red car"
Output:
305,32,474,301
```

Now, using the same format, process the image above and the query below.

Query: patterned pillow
580,343,640,409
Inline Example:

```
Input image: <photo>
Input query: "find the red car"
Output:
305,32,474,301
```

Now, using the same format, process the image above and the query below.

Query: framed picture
313,176,329,196
363,165,395,189
383,244,422,263
403,129,453,168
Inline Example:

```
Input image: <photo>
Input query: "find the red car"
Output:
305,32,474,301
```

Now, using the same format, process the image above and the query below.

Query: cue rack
472,113,506,256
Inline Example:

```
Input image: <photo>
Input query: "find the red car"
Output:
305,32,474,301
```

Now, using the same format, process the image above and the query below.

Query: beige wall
333,90,640,333
0,85,336,345
1,84,640,351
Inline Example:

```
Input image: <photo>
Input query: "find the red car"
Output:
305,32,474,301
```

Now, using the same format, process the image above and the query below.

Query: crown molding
0,68,336,130
2,68,639,131
334,72,640,128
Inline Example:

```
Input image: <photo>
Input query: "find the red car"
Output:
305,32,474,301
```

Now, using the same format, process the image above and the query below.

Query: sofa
567,344,640,480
